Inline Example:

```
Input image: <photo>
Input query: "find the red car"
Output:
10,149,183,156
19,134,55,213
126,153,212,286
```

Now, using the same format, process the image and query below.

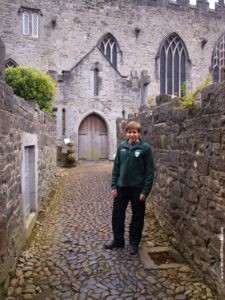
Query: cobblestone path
5,162,216,300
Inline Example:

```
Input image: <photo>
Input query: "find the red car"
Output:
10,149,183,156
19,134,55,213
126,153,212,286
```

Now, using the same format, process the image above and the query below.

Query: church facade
1,0,225,159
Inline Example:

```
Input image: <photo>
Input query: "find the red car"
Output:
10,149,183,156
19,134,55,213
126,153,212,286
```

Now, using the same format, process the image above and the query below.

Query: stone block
208,242,220,259
168,150,180,165
0,214,7,256
201,84,225,114
195,155,210,175
155,94,172,106
210,157,225,172
170,181,182,197
182,185,198,203
139,246,187,270
152,102,176,124
0,165,12,185
171,108,188,123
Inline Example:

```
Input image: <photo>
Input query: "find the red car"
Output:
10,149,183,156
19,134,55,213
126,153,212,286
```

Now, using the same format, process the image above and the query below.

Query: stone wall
117,83,225,298
0,81,58,285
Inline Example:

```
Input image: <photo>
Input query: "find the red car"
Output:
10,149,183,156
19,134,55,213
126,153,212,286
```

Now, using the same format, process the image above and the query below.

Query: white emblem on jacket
135,150,141,157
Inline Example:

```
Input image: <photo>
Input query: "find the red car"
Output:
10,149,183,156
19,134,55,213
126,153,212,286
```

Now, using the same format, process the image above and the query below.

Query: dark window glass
62,108,66,136
99,34,117,69
167,48,173,95
112,44,117,67
5,58,18,68
94,69,99,96
106,43,110,61
212,35,225,82
174,49,179,95
160,33,188,96
213,66,219,82
160,47,166,94
181,51,186,85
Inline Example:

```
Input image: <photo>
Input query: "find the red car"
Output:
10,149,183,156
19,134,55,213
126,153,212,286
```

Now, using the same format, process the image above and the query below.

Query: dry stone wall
0,81,58,285
117,83,225,298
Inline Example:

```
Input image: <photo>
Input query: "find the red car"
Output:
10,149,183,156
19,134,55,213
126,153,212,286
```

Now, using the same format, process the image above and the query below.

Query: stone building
1,0,225,159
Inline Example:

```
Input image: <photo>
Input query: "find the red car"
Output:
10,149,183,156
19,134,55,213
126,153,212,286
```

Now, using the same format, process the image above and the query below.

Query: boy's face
126,129,140,144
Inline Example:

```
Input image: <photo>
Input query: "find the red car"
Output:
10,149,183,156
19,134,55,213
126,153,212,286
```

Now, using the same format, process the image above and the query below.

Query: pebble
3,163,218,299
14,287,22,296
7,287,14,297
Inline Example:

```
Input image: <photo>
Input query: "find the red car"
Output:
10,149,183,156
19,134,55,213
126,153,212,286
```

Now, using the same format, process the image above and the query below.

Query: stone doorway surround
21,132,38,238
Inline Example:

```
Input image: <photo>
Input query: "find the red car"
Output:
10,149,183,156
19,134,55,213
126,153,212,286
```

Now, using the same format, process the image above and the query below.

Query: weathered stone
0,214,7,257
1,162,219,299
0,80,58,284
117,83,225,299
0,37,5,80
7,287,14,297
175,295,187,300
14,287,22,296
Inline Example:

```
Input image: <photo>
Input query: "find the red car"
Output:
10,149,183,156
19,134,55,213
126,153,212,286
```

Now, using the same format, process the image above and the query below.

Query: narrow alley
4,163,216,300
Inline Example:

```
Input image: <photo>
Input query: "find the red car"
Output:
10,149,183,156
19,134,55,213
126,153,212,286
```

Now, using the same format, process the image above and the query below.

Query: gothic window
99,34,118,68
94,68,99,96
211,34,225,82
5,58,18,68
160,33,188,96
20,7,41,38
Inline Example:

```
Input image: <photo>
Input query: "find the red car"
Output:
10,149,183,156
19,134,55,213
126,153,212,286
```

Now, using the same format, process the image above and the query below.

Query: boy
105,121,154,255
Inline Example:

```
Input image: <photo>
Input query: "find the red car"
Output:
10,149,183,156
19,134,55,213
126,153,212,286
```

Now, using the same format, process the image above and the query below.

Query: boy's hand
139,194,146,201
112,189,117,198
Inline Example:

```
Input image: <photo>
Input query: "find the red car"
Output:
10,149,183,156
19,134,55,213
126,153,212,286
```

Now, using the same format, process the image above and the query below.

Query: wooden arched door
78,114,108,160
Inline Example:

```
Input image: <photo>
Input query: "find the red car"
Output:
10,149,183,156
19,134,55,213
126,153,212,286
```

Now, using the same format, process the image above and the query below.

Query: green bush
5,66,57,113
178,74,212,109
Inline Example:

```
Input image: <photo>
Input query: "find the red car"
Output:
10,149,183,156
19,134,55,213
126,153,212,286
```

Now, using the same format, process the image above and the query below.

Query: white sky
189,0,218,9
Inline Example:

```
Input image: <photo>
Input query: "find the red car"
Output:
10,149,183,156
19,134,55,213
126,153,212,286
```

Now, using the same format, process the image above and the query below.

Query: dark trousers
112,187,146,246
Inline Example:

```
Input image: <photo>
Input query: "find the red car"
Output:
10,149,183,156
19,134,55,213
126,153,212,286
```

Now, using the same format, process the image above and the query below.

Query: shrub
5,66,57,113
178,74,212,109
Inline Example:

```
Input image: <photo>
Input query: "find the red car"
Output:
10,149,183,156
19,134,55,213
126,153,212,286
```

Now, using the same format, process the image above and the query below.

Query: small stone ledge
25,212,37,239
139,246,190,270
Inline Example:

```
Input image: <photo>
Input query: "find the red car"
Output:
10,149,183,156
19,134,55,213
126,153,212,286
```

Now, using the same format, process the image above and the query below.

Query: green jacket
111,140,154,197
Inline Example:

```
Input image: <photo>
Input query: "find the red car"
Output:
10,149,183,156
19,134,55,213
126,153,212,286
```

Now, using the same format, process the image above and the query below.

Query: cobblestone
4,162,217,299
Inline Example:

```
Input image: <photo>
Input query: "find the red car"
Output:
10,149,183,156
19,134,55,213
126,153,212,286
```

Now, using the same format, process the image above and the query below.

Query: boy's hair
125,121,142,133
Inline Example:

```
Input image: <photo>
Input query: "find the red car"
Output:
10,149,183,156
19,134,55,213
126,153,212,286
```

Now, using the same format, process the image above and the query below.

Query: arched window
99,34,118,68
211,34,225,82
5,58,18,68
160,33,188,96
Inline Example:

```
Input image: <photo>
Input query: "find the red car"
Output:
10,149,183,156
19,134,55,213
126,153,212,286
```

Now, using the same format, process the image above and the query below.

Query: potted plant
65,141,76,167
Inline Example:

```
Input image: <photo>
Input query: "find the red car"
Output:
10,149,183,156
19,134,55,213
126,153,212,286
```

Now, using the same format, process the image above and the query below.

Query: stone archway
78,113,108,160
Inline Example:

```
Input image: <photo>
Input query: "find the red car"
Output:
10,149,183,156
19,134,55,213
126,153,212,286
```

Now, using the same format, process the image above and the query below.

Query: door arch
78,113,108,160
